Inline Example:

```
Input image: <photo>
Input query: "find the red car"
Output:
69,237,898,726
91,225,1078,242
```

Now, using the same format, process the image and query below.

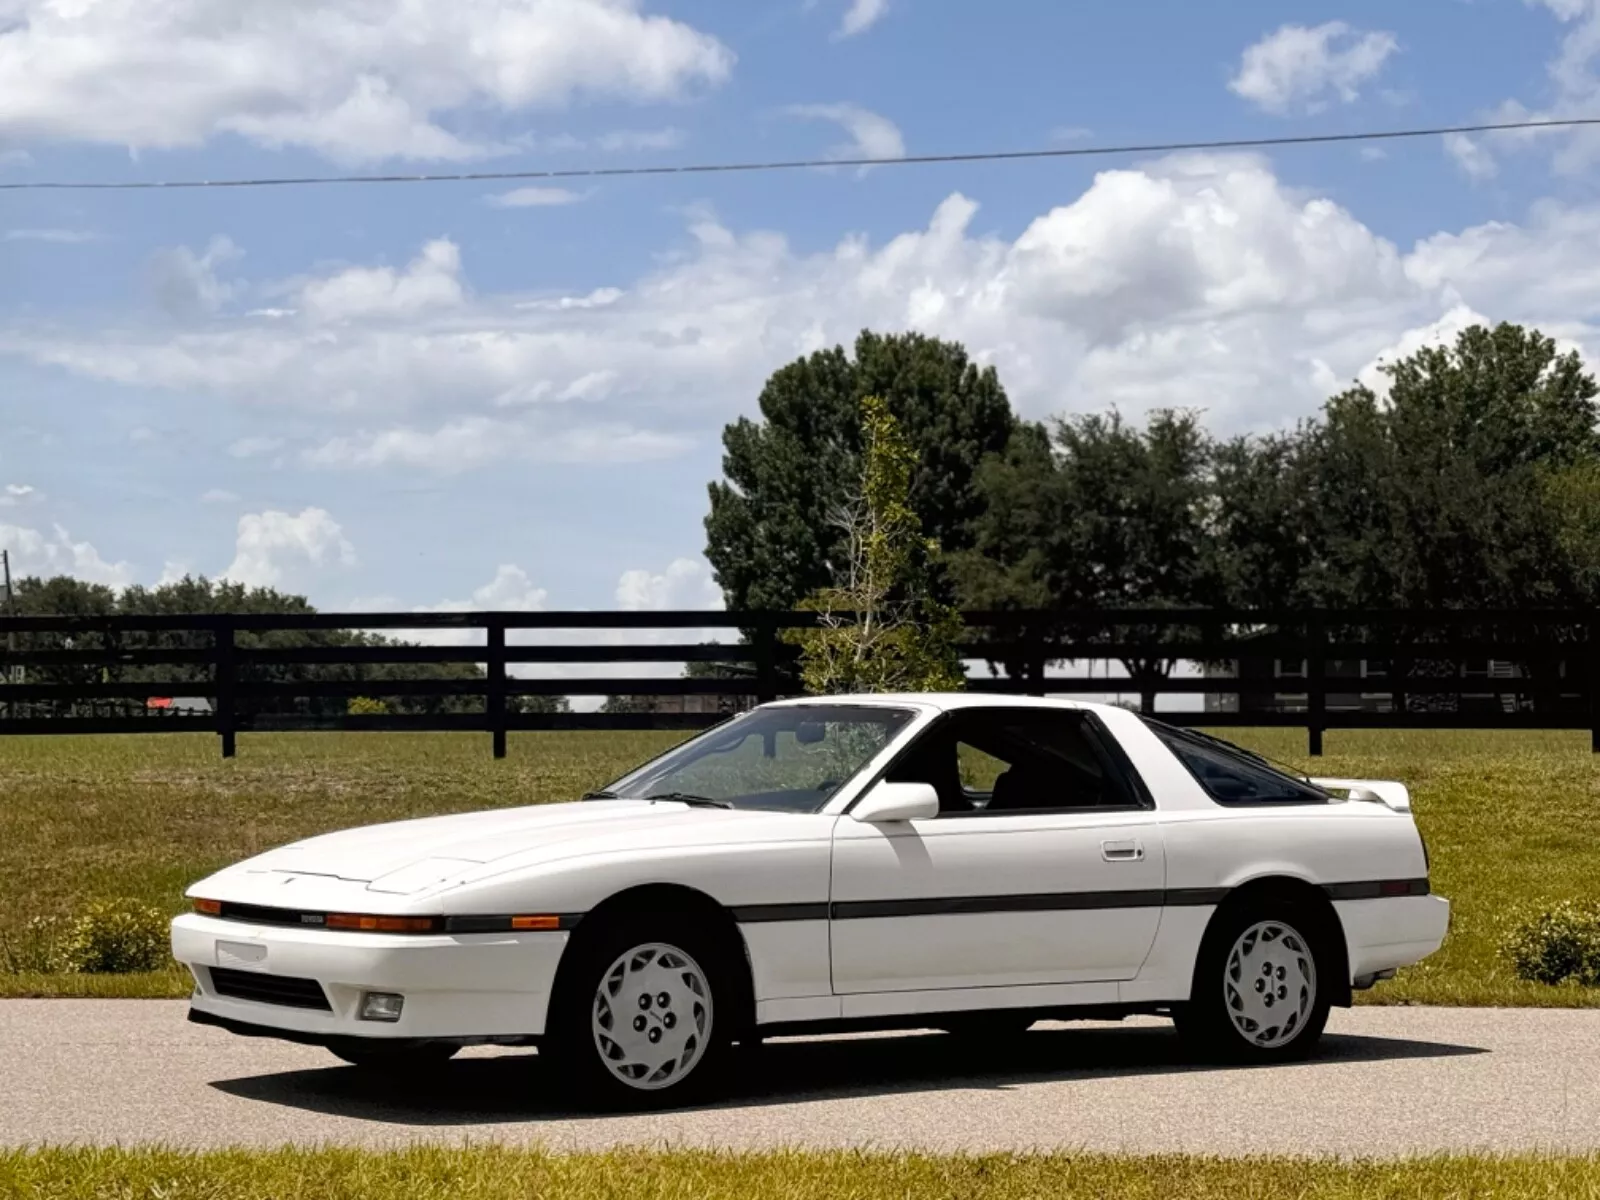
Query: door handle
1101,839,1143,861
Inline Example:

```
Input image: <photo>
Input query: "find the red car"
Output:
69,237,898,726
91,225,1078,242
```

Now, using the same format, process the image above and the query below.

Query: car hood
225,799,812,894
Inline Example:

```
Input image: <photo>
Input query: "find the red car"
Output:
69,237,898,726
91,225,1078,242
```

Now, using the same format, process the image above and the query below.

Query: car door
829,707,1166,994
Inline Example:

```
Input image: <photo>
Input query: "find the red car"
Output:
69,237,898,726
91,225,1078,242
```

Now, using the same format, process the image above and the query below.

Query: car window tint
889,710,1133,815
1150,727,1325,805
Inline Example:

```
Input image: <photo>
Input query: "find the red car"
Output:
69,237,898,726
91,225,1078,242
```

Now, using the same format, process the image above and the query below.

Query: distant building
1204,654,1575,716
147,696,214,715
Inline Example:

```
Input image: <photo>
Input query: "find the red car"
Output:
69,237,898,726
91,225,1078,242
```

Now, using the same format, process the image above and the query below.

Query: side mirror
851,781,939,824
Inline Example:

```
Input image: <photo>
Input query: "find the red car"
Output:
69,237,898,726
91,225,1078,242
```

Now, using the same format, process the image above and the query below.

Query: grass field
7,1147,1600,1200
0,726,1596,1004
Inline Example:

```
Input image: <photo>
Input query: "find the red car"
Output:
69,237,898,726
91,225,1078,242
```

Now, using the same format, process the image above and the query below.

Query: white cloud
424,564,549,614
488,187,586,208
223,507,356,588
1,484,38,507
616,556,722,610
1460,0,1600,176
594,127,684,152
1229,22,1399,115
786,103,906,161
4,228,96,244
228,436,284,459
0,523,135,587
298,239,466,322
17,152,1600,464
200,488,240,504
1445,133,1499,180
150,236,242,318
836,0,889,39
0,0,733,164
303,416,689,473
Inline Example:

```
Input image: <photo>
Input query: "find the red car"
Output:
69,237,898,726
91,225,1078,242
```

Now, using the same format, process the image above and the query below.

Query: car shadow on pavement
210,1021,1489,1126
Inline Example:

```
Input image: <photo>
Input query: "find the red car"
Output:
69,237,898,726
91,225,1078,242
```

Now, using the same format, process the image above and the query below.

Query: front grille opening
209,966,331,1011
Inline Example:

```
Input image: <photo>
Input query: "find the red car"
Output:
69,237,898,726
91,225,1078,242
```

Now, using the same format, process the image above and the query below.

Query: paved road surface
4,1001,1598,1155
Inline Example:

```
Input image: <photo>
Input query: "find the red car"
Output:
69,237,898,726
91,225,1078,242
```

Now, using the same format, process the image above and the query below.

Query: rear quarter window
1147,724,1328,806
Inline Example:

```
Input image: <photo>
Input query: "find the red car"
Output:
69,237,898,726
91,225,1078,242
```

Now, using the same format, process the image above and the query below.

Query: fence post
754,613,780,704
1308,614,1326,757
487,620,507,760
1589,610,1599,755
215,620,236,760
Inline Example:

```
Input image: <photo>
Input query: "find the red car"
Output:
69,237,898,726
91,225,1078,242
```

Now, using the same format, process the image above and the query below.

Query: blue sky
3,0,1600,619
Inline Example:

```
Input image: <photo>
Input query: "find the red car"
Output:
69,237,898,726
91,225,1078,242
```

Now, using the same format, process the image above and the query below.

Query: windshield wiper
643,791,735,809
581,790,619,801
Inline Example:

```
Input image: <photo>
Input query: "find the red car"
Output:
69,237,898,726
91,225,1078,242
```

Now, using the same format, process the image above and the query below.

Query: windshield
595,704,917,813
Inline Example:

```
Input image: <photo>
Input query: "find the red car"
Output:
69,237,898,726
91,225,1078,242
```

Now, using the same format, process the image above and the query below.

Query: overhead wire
0,116,1593,193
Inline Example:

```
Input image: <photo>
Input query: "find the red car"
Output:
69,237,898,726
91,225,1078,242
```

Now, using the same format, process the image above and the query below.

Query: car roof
765,693,1125,717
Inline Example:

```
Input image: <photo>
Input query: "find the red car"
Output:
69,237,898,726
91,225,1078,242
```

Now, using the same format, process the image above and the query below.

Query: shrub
1501,900,1600,987
347,696,391,715
61,900,171,975
0,916,74,975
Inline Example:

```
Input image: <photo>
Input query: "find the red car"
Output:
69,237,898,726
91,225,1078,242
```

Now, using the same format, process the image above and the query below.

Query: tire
938,1012,1035,1039
328,1041,459,1071
541,914,741,1111
1174,900,1332,1063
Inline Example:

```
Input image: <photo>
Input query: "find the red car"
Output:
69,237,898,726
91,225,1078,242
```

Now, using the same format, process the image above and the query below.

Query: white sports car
172,695,1449,1107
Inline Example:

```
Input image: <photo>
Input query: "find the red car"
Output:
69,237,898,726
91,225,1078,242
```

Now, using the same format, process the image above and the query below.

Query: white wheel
590,942,714,1092
1223,919,1317,1049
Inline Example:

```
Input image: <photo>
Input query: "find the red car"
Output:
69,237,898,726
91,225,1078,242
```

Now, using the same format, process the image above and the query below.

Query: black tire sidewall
543,916,739,1110
1180,900,1333,1063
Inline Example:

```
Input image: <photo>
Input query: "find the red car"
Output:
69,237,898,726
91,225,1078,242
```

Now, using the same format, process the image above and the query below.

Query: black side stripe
729,903,831,924
731,878,1429,924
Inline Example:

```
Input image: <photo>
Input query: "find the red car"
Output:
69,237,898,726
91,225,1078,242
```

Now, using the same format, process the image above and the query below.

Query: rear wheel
542,916,739,1110
1175,902,1331,1063
328,1042,459,1071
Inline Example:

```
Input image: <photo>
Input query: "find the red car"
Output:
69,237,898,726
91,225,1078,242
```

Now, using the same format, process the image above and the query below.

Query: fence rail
1,608,1595,758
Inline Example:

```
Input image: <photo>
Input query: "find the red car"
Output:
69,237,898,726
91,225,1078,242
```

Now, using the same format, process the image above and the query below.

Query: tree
514,694,572,715
790,396,965,695
704,331,1033,612
957,409,1221,704
1278,322,1600,610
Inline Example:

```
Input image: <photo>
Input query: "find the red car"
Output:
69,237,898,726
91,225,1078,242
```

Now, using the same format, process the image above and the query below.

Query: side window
887,709,1140,815
1149,726,1326,805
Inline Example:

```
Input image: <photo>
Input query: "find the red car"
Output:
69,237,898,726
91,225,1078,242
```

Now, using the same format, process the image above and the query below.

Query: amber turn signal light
192,898,222,916
509,915,563,931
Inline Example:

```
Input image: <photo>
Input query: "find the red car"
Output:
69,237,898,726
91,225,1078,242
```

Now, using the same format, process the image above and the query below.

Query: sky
3,0,1600,623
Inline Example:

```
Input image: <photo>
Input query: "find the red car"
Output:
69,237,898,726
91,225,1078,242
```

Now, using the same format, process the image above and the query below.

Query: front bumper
172,913,569,1042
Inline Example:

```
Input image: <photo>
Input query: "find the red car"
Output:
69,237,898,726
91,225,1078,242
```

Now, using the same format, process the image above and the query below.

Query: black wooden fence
1,608,1595,758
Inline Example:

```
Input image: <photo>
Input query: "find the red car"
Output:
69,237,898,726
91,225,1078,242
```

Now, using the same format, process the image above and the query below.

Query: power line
0,116,1593,193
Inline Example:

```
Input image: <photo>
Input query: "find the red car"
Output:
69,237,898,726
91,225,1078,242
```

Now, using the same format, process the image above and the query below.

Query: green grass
0,726,1597,1005
6,1147,1600,1200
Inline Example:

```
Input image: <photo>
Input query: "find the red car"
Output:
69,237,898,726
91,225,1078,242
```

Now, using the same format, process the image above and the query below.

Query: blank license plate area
216,940,267,969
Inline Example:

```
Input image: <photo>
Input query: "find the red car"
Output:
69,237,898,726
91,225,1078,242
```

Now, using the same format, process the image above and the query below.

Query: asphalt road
4,1001,1599,1155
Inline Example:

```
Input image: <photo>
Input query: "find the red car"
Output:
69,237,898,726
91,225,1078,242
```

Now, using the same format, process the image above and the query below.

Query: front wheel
1175,903,1331,1063
542,918,738,1110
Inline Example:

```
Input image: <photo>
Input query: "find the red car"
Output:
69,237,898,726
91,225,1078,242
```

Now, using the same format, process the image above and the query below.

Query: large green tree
704,331,1032,612
1255,323,1600,610
958,408,1223,612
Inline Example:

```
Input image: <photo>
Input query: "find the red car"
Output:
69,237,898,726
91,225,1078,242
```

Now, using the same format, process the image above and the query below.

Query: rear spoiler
1308,778,1411,813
